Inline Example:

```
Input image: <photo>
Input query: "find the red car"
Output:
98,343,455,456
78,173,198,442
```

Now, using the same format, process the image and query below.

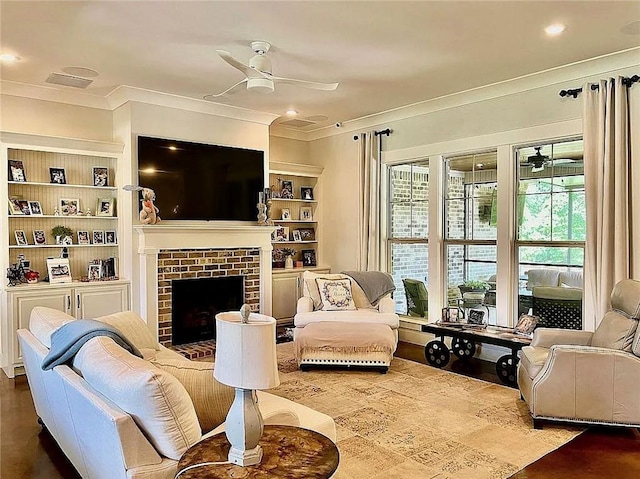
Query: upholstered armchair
517,279,640,429
402,278,428,317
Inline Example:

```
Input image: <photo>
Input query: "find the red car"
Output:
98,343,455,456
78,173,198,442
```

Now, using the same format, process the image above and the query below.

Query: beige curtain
583,77,631,329
358,132,381,271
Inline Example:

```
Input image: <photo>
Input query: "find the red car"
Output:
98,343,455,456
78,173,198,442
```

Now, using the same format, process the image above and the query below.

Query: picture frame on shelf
298,227,315,241
271,225,289,242
300,187,314,201
104,230,117,244
8,160,26,182
14,230,28,246
77,230,90,245
33,230,46,245
28,201,43,216
96,198,114,217
59,198,80,216
299,206,313,221
49,167,67,184
441,307,460,323
281,180,294,199
292,230,302,242
17,200,31,215
92,166,109,187
47,258,72,284
281,208,291,220
302,249,316,267
92,230,104,245
8,198,23,215
88,262,102,281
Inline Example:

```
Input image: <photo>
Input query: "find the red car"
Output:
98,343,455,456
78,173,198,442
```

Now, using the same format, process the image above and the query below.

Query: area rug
270,342,583,479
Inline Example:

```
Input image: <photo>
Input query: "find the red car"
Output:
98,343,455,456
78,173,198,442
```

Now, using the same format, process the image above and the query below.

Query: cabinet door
272,273,300,322
11,289,72,363
75,284,130,318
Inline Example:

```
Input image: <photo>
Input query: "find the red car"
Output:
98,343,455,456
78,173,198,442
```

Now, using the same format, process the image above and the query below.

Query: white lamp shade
214,311,280,390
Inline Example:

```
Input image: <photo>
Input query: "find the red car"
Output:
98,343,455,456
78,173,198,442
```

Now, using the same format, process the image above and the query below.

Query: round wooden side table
177,425,339,478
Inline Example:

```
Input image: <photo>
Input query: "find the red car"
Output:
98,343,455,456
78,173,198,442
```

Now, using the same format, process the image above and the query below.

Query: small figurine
85,208,92,216
139,187,161,225
54,207,60,216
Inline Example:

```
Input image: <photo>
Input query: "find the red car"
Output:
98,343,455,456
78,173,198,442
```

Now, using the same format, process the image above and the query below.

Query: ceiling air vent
278,119,316,128
45,73,93,89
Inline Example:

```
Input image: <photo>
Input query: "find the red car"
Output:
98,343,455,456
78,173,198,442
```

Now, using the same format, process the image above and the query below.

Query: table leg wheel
496,355,517,385
452,337,476,360
425,340,450,368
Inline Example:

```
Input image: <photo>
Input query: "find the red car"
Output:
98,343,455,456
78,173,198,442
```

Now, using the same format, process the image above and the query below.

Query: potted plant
281,248,297,270
51,225,73,245
458,280,489,295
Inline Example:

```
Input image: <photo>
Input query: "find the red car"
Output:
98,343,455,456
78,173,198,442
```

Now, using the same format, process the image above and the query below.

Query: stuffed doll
139,187,161,224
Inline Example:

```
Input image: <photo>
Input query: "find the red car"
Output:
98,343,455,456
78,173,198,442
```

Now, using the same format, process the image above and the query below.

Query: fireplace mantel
134,223,276,341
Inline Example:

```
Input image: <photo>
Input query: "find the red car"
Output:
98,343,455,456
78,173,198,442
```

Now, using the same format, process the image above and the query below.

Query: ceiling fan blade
216,50,266,80
203,79,248,99
271,75,339,91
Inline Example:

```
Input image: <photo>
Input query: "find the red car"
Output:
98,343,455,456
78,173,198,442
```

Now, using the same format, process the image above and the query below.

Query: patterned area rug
270,342,583,479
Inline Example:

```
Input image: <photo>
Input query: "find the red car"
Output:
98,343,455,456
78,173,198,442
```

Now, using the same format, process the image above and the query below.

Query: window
515,139,585,327
387,160,429,314
444,151,498,323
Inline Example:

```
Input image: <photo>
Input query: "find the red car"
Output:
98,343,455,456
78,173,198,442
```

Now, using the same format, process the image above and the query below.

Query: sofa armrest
377,296,395,314
297,296,314,314
531,327,593,348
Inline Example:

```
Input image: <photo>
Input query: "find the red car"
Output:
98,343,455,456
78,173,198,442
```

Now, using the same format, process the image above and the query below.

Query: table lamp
214,306,280,466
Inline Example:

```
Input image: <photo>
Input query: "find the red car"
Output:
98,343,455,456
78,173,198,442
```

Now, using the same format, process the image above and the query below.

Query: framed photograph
292,230,302,242
104,230,117,244
271,225,289,242
467,309,486,325
281,180,294,199
49,167,67,184
59,198,80,216
281,208,291,220
33,230,46,245
47,258,72,284
8,160,26,182
88,263,102,281
14,230,28,246
28,201,43,216
441,307,460,323
92,166,109,187
515,314,539,336
17,200,31,215
300,187,314,201
92,230,104,245
77,230,90,245
298,227,315,241
302,249,317,267
8,198,23,215
299,206,313,221
96,198,114,217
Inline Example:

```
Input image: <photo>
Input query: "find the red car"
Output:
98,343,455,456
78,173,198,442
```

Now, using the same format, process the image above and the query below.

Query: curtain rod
558,74,639,98
353,128,393,141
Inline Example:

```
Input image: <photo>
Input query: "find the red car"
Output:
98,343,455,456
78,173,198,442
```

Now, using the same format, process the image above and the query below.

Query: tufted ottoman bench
294,321,397,373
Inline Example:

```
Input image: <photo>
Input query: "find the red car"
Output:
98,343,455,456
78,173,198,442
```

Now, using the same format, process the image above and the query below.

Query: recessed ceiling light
0,53,20,62
544,24,566,36
285,109,298,116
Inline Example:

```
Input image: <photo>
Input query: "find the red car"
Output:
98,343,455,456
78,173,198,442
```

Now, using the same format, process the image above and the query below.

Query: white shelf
8,181,117,191
270,198,317,204
272,241,317,245
9,244,118,249
273,220,317,224
8,215,117,219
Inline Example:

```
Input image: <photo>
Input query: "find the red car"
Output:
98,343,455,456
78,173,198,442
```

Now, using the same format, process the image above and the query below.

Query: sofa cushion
558,270,583,288
532,286,583,301
526,269,561,290
94,311,159,351
316,278,357,311
29,307,75,348
303,272,349,310
151,357,234,434
295,309,400,329
591,311,639,351
519,346,549,380
73,336,201,460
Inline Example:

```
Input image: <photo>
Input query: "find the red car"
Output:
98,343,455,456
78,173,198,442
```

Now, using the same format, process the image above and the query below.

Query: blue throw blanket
342,271,396,306
42,319,142,370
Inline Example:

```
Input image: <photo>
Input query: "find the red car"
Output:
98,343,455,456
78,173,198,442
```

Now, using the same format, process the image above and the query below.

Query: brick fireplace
134,224,275,355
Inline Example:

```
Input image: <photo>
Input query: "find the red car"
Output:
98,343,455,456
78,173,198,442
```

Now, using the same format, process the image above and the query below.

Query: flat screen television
137,136,265,221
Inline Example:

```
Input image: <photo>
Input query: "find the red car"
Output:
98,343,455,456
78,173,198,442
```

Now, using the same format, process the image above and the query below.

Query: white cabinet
2,281,130,378
272,267,329,325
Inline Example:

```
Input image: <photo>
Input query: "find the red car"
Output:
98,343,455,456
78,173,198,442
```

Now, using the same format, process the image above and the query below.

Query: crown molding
272,47,640,142
0,80,111,109
0,131,124,154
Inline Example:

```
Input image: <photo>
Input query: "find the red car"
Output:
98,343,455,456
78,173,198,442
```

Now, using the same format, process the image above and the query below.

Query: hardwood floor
1,342,638,478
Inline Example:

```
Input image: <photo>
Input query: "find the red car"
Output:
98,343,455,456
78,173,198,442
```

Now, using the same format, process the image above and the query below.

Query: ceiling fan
523,147,583,173
204,41,339,99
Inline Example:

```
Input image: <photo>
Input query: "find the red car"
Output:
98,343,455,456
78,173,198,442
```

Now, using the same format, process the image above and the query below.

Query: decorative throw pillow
303,271,350,310
315,278,356,311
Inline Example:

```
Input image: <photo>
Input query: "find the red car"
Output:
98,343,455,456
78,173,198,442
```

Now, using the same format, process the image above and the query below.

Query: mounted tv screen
137,136,265,221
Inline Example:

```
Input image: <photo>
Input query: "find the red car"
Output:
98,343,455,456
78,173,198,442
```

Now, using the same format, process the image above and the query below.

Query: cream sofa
17,307,336,479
